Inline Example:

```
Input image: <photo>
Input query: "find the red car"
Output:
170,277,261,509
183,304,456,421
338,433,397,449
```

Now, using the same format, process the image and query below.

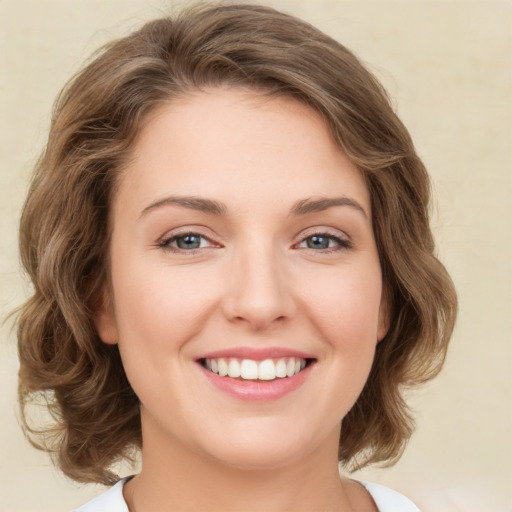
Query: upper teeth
204,357,306,380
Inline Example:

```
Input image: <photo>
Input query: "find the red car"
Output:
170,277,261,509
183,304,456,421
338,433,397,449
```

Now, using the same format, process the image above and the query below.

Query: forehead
115,87,371,220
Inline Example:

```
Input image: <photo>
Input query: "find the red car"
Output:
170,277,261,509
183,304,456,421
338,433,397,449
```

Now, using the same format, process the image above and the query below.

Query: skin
96,87,388,511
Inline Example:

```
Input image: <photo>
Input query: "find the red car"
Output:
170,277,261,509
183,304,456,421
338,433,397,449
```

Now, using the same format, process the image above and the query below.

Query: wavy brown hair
17,2,457,485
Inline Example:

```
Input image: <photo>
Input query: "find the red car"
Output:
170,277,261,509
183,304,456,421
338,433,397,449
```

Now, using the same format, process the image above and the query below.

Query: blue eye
298,233,351,251
175,234,203,249
159,233,211,251
306,235,331,249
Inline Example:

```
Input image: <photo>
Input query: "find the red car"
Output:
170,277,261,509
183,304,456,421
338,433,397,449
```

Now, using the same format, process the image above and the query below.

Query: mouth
199,356,315,381
196,347,316,401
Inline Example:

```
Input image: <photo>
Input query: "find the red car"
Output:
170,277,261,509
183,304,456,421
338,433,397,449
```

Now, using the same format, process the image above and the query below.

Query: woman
17,3,457,511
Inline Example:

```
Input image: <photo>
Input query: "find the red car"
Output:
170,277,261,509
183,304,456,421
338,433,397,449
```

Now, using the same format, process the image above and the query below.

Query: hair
17,2,457,485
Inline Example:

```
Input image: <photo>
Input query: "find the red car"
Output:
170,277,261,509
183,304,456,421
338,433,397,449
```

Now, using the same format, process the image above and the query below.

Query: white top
74,477,420,512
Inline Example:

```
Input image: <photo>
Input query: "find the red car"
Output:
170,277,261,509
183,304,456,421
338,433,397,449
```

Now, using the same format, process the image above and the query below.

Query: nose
221,243,296,331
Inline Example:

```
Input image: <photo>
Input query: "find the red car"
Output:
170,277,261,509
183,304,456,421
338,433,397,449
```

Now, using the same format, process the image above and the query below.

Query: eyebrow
290,197,368,219
139,195,368,219
140,196,228,218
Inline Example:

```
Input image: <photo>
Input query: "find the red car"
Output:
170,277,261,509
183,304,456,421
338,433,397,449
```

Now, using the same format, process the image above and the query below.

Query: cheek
291,264,383,430
110,263,223,413
111,260,221,359
301,263,383,349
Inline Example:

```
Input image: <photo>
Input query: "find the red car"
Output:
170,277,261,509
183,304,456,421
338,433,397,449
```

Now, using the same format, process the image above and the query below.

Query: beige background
1,1,510,511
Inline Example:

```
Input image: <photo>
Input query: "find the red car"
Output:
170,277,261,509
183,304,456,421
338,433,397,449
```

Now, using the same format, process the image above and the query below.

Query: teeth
258,359,276,380
240,359,258,379
204,357,307,380
218,358,228,377
286,358,295,377
275,359,287,378
227,359,241,378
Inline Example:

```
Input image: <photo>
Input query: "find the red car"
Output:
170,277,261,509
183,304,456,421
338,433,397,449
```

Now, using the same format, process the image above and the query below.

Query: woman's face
96,87,388,470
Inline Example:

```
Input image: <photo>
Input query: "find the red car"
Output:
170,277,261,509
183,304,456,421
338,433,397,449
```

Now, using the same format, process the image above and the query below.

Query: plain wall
1,1,510,511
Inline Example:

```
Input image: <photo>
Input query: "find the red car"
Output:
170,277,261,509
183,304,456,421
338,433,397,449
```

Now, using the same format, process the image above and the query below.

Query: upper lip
197,346,316,361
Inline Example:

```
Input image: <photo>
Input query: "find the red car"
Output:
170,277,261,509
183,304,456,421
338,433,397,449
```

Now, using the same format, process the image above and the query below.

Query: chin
198,421,319,472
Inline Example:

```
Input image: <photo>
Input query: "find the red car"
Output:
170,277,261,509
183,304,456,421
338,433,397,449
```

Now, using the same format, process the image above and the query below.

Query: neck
123,416,366,512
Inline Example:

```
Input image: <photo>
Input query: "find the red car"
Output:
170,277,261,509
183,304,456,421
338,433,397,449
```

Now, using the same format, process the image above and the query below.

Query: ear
93,286,119,345
377,285,392,342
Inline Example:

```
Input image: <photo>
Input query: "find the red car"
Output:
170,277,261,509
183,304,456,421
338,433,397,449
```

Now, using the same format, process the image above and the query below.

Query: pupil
178,235,201,249
307,236,329,249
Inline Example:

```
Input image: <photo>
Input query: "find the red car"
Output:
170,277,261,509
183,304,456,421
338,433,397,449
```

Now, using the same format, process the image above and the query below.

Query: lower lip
199,363,313,402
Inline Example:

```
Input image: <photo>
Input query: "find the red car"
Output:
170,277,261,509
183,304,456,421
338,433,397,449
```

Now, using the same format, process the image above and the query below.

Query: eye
296,232,351,252
158,232,215,252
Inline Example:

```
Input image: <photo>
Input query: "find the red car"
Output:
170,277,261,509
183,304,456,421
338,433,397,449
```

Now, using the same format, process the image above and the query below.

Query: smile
197,349,316,401
201,357,308,381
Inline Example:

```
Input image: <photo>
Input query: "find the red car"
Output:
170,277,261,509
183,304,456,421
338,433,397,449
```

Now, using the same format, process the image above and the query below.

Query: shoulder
73,478,130,512
360,481,421,512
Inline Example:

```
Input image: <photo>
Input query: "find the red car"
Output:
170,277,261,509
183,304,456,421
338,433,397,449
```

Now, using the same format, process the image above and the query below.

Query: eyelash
157,231,352,254
295,231,352,253
157,232,216,253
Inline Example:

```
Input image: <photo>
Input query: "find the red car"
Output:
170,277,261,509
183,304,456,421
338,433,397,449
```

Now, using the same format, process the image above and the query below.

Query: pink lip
200,366,312,402
196,347,316,402
198,346,315,361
